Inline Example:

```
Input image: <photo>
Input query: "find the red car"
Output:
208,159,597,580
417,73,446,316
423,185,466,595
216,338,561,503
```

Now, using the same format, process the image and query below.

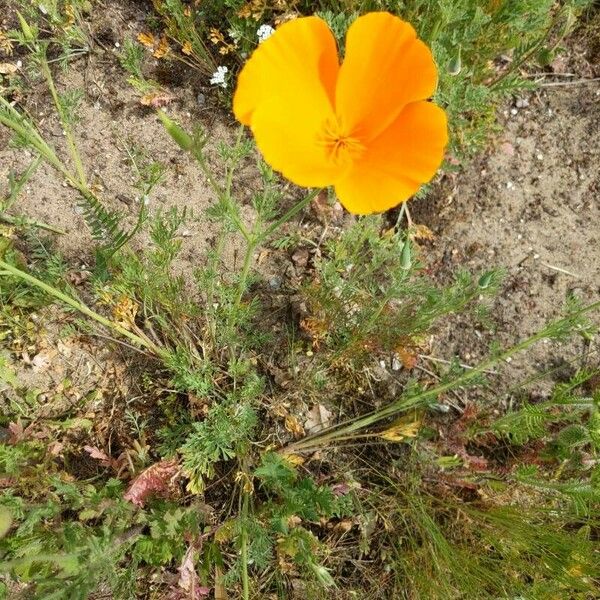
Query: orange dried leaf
181,41,193,55
209,28,225,45
140,91,175,108
112,295,139,329
282,453,305,466
63,4,75,27
137,32,155,48
153,35,170,58
378,414,422,442
396,347,418,370
410,223,435,242
300,316,329,349
284,414,305,438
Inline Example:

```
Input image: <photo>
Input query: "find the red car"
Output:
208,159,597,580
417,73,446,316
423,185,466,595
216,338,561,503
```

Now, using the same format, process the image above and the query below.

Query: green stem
0,102,70,177
240,489,250,600
195,154,251,243
0,213,66,234
0,259,166,358
234,240,257,310
488,9,565,91
285,300,600,452
233,189,321,311
40,53,87,188
4,155,42,211
256,188,320,244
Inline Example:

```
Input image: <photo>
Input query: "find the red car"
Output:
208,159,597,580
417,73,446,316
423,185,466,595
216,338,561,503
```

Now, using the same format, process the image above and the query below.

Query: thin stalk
0,258,166,358
234,240,257,310
284,301,600,452
39,53,87,188
206,226,227,346
195,154,251,243
240,489,250,600
3,155,42,211
0,213,66,234
225,125,245,200
256,188,321,244
0,101,70,176
233,188,321,311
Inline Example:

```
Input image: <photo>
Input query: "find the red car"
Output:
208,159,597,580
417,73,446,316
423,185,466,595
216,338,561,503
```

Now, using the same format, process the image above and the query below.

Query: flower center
318,117,365,168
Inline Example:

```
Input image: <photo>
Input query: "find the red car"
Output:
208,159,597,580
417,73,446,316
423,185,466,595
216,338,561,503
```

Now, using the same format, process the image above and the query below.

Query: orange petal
233,16,343,187
233,16,339,125
336,12,438,143
334,101,448,215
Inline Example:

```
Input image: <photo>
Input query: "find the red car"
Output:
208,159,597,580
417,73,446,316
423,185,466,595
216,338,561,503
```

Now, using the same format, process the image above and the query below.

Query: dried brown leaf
176,545,210,599
84,445,112,465
305,404,333,434
396,347,418,370
0,62,17,75
410,223,435,242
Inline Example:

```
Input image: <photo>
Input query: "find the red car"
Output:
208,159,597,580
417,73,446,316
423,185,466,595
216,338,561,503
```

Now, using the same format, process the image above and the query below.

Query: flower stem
256,188,321,244
39,53,87,189
240,489,250,600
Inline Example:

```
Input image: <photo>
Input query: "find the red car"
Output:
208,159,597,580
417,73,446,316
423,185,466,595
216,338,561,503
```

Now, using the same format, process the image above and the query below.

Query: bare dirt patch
0,0,253,280
414,79,600,387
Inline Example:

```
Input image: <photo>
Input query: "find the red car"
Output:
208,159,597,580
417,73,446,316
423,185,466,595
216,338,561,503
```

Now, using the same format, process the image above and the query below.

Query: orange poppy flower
233,12,448,215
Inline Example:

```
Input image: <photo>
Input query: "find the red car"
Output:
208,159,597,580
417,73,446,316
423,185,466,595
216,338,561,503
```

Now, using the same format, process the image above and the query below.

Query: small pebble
510,108,518,116
506,181,514,189
197,92,206,106
269,276,282,290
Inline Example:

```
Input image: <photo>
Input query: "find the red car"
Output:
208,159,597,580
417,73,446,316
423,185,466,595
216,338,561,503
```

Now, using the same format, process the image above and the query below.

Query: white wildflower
257,24,275,43
210,66,228,88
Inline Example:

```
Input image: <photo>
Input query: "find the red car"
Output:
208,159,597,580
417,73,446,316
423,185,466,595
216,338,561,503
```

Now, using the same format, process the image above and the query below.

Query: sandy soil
413,81,600,389
0,0,252,278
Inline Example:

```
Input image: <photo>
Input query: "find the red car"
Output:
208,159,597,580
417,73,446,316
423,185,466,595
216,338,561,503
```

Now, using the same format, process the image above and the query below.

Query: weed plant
0,3,599,599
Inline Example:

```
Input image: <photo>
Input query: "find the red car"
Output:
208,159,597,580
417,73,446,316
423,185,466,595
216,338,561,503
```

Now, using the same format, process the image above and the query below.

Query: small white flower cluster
257,24,275,43
210,65,228,88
